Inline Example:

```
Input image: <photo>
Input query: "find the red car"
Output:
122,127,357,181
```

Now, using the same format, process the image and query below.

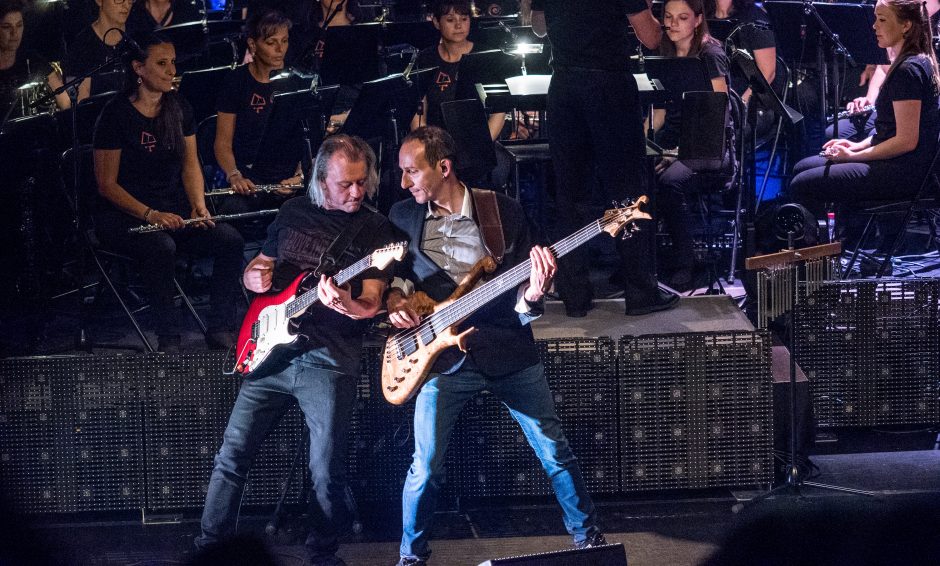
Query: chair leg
175,278,208,335
842,214,876,279
875,208,917,278
91,248,155,353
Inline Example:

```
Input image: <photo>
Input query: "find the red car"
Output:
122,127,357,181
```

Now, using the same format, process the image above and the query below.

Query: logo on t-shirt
250,93,267,114
315,40,326,59
140,131,157,152
435,71,452,92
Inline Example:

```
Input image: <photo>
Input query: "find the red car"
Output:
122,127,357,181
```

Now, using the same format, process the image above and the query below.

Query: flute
205,183,304,198
828,104,875,123
128,209,279,234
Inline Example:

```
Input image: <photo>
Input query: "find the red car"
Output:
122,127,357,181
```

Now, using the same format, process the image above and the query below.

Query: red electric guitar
233,242,408,378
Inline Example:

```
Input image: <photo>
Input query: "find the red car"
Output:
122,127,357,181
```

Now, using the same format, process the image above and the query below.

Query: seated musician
411,0,505,140
0,0,69,116
93,33,245,352
704,0,775,106
64,0,131,101
214,9,301,235
790,0,940,240
652,0,734,290
827,0,939,142
126,0,202,38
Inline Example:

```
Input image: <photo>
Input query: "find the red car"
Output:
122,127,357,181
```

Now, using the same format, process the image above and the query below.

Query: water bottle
827,212,836,243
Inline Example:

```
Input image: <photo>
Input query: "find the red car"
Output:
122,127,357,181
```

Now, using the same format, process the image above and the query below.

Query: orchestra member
790,0,940,233
704,0,775,106
387,126,605,566
214,9,301,235
64,0,131,101
532,0,677,317
0,0,68,116
653,0,734,290
411,0,505,141
196,135,394,566
93,33,244,352
126,0,202,37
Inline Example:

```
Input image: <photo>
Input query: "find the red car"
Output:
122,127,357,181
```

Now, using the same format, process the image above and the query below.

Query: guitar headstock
371,241,409,269
601,196,652,238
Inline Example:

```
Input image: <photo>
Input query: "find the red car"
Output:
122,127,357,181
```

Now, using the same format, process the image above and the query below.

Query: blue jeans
195,361,357,558
400,362,599,561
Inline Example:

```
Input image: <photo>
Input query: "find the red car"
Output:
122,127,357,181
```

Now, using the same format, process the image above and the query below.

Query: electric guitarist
386,126,605,566
196,135,395,566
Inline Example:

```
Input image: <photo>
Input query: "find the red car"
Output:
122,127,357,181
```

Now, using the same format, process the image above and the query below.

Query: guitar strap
471,188,505,264
316,204,384,276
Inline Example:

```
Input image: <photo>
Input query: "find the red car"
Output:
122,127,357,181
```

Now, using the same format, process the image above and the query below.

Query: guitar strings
390,216,621,356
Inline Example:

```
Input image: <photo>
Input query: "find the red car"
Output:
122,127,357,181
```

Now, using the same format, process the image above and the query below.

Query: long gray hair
309,134,379,206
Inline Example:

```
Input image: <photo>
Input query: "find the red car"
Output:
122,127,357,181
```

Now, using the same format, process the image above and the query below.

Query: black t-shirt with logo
64,26,125,96
531,0,647,71
216,64,276,176
93,94,196,212
416,42,485,128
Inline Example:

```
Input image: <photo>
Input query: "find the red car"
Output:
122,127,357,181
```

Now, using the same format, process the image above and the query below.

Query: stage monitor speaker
678,90,728,171
794,279,940,427
478,543,628,565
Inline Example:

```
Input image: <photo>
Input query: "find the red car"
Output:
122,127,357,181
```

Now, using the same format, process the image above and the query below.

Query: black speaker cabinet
478,543,628,565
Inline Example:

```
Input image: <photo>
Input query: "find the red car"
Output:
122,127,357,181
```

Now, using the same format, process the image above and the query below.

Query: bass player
194,134,395,566
386,126,605,566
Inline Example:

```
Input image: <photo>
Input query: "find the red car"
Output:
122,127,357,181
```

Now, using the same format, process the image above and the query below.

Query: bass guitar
234,242,408,378
381,198,651,405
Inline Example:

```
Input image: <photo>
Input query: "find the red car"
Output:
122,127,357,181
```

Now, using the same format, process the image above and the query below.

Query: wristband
227,168,242,182
143,207,153,222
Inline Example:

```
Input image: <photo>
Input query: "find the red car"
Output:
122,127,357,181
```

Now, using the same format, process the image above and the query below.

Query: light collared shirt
393,185,539,315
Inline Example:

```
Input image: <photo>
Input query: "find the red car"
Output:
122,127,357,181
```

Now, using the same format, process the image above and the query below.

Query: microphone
380,43,418,57
117,29,143,57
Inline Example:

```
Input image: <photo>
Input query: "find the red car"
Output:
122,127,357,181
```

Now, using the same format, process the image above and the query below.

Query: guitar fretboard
285,255,373,318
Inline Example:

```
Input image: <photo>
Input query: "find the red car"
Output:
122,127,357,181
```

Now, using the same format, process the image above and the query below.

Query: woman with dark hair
790,0,940,224
214,9,300,236
93,34,245,352
411,0,504,139
652,0,734,290
0,0,69,115
704,0,776,105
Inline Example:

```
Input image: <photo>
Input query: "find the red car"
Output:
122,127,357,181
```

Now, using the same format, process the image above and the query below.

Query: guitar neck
286,255,372,318
428,219,605,330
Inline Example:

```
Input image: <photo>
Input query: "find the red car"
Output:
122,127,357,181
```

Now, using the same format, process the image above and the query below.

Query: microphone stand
802,0,854,140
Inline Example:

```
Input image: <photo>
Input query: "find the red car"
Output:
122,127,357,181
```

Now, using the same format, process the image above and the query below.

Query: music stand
159,19,245,66
635,56,711,141
177,65,233,124
380,21,439,52
342,69,431,142
251,84,340,183
453,48,521,102
318,23,383,86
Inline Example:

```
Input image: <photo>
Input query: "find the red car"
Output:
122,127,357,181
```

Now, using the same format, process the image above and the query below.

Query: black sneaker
396,557,428,566
573,532,608,549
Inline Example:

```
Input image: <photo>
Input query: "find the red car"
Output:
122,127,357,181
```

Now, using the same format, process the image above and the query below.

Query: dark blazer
388,191,542,377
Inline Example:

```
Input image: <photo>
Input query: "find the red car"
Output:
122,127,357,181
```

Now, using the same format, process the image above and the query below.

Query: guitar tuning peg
621,230,633,240
631,224,641,232
611,200,620,208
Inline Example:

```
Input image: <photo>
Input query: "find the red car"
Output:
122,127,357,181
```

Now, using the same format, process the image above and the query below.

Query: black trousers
96,208,245,337
546,66,657,309
790,155,922,215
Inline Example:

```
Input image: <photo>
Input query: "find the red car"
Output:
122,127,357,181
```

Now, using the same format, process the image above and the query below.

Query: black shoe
573,532,608,549
157,334,181,353
625,289,679,316
205,330,236,351
564,300,595,318
396,558,428,566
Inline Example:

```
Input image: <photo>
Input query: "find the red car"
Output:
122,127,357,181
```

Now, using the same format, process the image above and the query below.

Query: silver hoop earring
137,77,142,85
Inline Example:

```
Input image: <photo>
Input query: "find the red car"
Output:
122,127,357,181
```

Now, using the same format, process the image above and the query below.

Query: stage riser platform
0,332,774,515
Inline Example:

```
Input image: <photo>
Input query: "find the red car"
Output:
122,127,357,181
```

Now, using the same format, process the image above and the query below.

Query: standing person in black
195,135,394,566
790,0,940,226
653,0,734,291
214,9,301,236
532,0,679,317
411,0,504,140
64,0,130,101
93,33,244,352
125,0,201,38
